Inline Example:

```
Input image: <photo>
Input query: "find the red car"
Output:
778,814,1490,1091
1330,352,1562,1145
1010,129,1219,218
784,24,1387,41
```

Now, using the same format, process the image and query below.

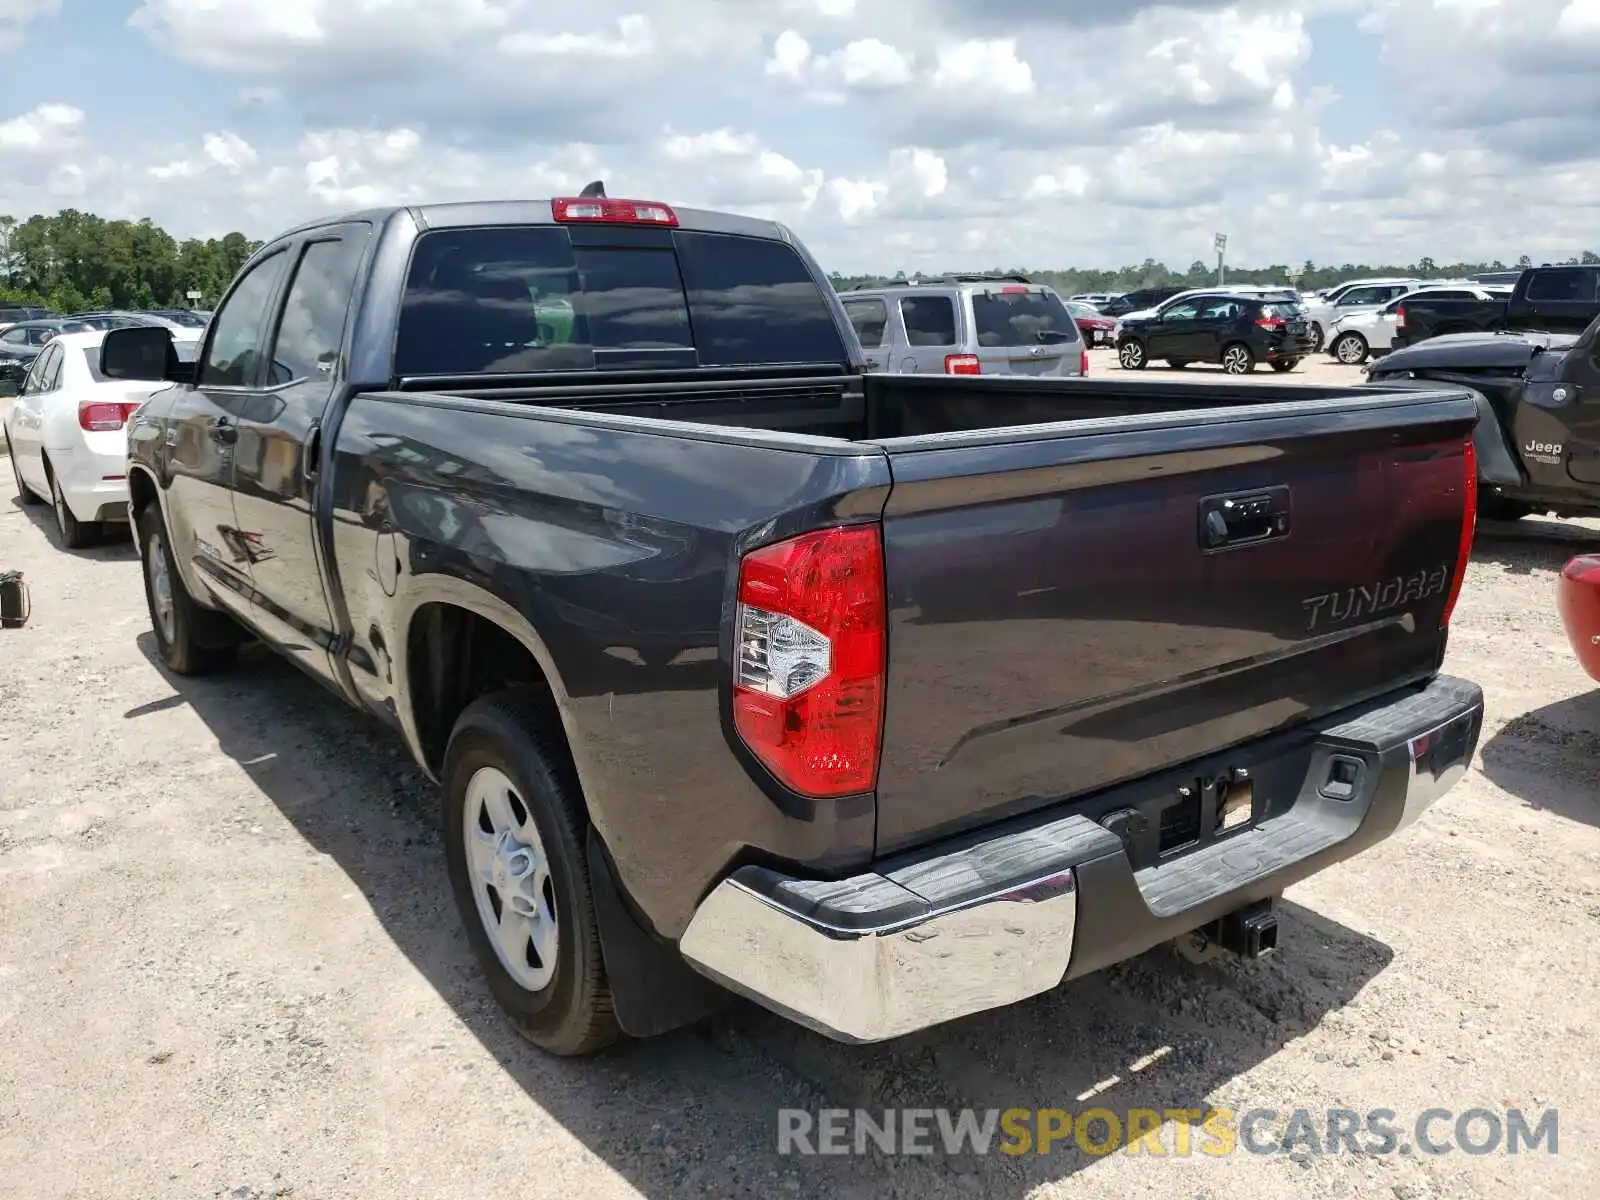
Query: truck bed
409,370,1389,442
355,373,1477,869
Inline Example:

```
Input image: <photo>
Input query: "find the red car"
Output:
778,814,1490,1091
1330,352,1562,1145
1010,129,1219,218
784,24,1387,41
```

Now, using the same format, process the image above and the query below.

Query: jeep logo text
1524,439,1563,464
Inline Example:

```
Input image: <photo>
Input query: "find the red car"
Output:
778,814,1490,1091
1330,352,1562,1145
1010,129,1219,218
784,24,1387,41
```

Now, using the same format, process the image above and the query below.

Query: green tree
0,208,262,311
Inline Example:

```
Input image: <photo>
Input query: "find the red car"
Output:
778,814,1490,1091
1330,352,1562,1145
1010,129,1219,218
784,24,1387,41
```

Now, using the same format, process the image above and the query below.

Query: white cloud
0,103,82,155
0,0,56,48
0,0,1595,275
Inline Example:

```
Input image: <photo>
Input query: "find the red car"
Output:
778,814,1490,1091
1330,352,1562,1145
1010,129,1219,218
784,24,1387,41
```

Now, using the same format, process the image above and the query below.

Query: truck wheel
1309,323,1325,353
1220,343,1256,374
136,503,239,674
1166,359,1190,369
6,431,41,505
1478,495,1535,522
1332,332,1369,365
1270,358,1300,373
1118,340,1147,370
442,691,621,1057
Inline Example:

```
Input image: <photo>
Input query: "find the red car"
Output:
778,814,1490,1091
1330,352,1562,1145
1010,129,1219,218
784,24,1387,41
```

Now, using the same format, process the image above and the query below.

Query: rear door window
898,296,957,346
1526,269,1600,302
265,229,371,386
842,298,888,347
970,289,1079,346
396,225,847,376
673,231,847,365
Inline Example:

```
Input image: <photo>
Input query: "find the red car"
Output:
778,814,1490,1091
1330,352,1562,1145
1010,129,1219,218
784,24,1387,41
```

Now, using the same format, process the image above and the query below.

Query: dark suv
1114,293,1313,374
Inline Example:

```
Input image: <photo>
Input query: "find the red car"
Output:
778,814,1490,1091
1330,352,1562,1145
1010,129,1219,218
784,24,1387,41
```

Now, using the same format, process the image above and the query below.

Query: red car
1067,301,1117,348
1558,554,1600,681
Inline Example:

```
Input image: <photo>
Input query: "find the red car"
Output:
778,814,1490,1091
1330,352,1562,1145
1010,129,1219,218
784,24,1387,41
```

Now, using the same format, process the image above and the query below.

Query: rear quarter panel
327,391,893,937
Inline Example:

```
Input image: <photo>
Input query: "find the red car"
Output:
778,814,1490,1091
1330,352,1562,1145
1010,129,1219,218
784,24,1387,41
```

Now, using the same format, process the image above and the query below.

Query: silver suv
840,275,1086,376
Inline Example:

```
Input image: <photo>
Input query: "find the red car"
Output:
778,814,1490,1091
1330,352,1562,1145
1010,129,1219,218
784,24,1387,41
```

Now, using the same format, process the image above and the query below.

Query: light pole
1214,233,1227,286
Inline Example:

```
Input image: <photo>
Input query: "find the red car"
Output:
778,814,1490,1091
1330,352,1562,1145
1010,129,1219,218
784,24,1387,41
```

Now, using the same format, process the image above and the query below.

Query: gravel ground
3,355,1599,1199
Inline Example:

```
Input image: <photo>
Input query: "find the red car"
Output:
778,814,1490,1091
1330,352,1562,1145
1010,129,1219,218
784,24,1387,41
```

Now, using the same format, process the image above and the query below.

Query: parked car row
4,327,203,546
4,188,1488,1061
1,309,210,390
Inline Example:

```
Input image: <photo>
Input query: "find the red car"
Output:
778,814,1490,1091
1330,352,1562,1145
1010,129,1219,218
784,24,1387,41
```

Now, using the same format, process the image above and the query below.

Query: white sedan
4,330,197,549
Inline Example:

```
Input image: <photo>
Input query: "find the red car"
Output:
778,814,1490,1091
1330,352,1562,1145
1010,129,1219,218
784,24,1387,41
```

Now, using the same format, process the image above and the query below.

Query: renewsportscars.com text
776,1107,1559,1158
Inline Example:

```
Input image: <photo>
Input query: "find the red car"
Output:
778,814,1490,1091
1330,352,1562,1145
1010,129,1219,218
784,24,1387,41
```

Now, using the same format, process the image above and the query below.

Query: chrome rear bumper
679,675,1483,1044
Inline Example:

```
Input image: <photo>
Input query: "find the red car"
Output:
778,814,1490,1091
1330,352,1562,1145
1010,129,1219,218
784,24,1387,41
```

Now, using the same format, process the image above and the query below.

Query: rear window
394,225,847,376
1263,302,1304,319
971,289,1080,346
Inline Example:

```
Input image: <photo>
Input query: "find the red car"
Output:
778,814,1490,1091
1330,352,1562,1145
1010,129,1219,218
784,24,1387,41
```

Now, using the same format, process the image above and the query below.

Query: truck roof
272,198,792,245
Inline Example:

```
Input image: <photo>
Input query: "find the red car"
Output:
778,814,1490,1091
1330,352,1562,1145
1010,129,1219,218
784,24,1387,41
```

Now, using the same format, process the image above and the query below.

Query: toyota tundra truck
97,189,1485,1055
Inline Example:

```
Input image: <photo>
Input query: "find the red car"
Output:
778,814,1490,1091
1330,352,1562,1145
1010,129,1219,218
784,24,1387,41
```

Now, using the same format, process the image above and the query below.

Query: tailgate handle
1200,487,1290,551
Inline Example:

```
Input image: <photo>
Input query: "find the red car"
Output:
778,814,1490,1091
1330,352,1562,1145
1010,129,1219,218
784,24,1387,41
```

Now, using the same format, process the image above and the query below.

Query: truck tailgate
870,390,1478,852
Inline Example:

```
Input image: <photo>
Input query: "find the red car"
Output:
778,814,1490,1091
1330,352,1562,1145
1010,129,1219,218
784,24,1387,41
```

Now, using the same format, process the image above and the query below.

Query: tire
136,502,239,674
442,691,621,1057
1309,324,1325,353
1118,339,1147,370
5,431,41,505
1270,358,1300,373
1220,343,1255,374
1166,359,1190,369
46,461,99,549
1331,332,1369,365
1478,495,1536,522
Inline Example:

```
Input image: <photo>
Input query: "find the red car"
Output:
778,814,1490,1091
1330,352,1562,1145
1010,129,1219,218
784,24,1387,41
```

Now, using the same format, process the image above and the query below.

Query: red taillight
1255,317,1285,329
1438,436,1478,629
1000,285,1029,294
1078,348,1089,375
1395,305,1406,330
78,401,139,432
551,197,678,226
944,353,980,374
732,526,886,799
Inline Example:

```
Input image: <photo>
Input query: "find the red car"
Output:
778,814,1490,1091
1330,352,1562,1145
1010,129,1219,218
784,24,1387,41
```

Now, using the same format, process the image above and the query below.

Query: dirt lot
3,354,1599,1199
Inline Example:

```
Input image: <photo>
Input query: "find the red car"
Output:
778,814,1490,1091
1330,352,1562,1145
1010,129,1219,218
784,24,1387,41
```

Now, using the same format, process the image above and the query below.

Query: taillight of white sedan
3,329,193,549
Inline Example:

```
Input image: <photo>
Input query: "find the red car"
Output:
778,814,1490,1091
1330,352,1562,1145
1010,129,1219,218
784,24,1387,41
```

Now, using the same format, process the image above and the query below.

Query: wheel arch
399,577,725,1039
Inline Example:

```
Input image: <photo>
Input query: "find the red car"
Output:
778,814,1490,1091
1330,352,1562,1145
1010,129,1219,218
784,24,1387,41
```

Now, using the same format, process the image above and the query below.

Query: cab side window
200,250,291,388
264,230,370,387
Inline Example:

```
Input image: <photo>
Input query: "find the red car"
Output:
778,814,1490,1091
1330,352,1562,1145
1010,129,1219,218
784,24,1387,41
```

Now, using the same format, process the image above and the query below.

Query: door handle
302,423,322,484
208,417,237,446
1199,486,1291,551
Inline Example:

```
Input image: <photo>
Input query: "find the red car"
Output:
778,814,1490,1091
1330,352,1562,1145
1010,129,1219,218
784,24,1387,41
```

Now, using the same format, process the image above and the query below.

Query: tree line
3,206,1597,313
0,210,263,314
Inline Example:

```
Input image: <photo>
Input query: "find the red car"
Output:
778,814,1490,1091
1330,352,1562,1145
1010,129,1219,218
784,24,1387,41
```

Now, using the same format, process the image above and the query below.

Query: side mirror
101,325,186,383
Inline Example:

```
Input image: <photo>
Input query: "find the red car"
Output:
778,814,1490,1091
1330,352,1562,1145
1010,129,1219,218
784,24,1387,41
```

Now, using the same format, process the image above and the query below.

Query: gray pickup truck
100,189,1485,1055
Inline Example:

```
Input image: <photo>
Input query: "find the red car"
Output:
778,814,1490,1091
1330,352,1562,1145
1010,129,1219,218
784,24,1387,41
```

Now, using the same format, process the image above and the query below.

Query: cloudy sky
1,0,1597,273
